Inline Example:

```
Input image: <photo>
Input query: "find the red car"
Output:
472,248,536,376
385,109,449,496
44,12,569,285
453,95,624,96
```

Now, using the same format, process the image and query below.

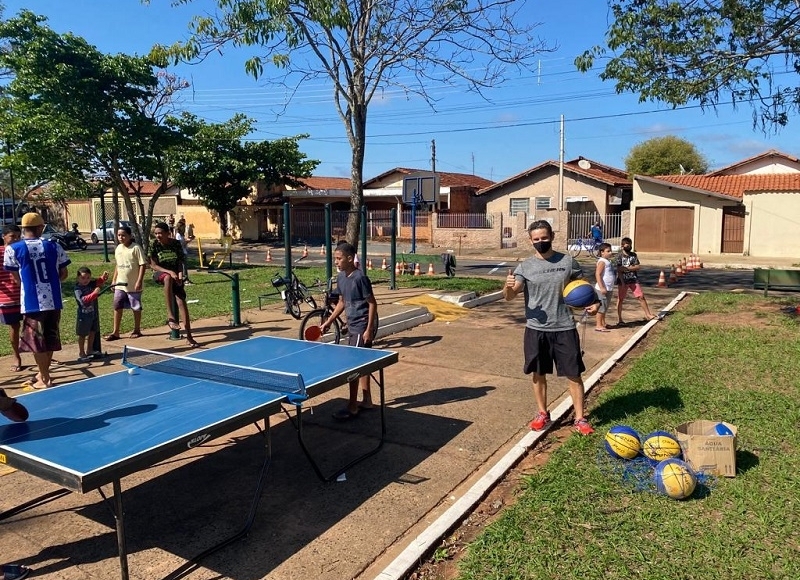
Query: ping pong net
122,346,307,402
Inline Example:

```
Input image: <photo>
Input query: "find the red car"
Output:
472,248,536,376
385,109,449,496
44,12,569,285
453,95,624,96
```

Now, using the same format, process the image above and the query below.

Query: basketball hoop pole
411,182,420,254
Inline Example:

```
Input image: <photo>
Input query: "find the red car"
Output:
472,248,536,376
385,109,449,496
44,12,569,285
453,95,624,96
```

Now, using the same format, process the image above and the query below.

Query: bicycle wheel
298,283,317,309
285,290,302,319
299,309,341,344
568,238,582,258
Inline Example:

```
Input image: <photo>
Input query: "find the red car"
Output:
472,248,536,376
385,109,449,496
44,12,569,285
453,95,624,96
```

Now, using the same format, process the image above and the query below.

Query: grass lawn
448,292,800,580
0,251,503,357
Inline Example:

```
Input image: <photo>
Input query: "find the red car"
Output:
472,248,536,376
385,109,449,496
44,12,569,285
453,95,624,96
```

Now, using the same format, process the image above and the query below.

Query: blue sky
4,0,798,182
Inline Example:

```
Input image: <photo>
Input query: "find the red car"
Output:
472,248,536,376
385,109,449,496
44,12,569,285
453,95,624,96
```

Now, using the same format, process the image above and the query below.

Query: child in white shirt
594,243,616,331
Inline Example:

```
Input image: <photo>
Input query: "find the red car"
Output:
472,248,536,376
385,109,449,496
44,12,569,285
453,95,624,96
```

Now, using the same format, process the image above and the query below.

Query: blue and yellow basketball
563,279,596,308
654,458,697,500
641,431,682,463
604,425,641,460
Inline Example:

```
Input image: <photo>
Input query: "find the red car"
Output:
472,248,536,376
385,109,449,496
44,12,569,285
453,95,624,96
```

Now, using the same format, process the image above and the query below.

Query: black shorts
523,327,585,378
154,271,187,300
347,330,372,348
76,312,100,336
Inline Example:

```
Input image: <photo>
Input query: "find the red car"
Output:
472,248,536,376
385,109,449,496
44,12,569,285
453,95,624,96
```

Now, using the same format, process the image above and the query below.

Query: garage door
634,207,694,253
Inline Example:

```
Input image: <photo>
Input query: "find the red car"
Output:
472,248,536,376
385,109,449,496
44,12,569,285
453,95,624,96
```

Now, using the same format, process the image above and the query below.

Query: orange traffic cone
414,262,421,276
394,261,401,276
657,270,667,287
669,265,678,284
681,257,688,272
320,245,326,256
427,263,435,276
676,262,684,277
244,252,250,264
698,258,704,269
302,244,309,258
381,258,387,270
266,249,272,262
366,258,373,270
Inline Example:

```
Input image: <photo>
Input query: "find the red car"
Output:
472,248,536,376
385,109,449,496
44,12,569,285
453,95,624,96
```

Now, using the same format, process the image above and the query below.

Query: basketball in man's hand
563,280,596,308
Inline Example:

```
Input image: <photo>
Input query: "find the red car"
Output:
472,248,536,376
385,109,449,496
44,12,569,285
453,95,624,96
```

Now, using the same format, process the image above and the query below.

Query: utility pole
431,139,436,172
558,115,565,211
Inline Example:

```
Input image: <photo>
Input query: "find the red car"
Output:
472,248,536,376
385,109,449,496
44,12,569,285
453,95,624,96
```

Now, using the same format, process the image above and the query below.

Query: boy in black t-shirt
321,242,378,420
614,237,656,324
149,222,198,348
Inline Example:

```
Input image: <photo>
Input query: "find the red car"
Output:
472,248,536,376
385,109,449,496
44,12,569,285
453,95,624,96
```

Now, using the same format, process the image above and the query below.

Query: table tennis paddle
0,388,29,422
303,325,323,341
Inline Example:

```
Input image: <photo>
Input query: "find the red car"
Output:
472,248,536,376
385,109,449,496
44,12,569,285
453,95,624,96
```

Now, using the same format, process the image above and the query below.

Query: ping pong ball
128,368,136,375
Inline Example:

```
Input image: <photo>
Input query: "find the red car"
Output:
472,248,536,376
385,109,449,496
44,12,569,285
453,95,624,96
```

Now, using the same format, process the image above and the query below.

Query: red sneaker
574,417,594,435
529,411,551,431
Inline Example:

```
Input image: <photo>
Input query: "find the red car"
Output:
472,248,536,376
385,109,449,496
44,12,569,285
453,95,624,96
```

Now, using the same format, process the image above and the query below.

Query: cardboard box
674,420,738,477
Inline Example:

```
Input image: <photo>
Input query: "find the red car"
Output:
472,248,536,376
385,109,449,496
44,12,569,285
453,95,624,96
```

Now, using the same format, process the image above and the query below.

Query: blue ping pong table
0,335,398,580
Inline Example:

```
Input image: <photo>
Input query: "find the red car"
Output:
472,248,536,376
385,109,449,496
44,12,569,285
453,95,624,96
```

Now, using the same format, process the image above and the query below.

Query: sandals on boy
2,564,32,579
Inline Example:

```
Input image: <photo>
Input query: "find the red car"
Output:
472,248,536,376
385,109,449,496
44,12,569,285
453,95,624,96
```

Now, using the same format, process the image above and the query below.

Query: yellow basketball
641,431,682,463
604,425,641,460
654,459,697,500
563,279,596,308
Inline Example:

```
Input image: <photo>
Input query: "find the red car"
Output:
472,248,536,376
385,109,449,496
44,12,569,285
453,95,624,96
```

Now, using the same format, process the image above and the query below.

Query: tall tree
170,112,318,235
152,0,552,245
625,136,709,177
575,1,800,131
0,10,188,252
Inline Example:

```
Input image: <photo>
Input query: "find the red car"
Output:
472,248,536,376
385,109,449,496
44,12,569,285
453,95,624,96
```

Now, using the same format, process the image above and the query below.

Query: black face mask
533,241,552,254
622,245,632,252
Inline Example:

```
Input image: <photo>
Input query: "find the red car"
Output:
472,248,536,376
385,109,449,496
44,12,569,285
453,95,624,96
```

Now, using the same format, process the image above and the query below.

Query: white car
90,220,132,244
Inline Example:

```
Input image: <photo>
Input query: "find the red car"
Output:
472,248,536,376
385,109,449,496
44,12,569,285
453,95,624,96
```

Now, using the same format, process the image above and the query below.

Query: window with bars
535,197,552,210
509,198,529,216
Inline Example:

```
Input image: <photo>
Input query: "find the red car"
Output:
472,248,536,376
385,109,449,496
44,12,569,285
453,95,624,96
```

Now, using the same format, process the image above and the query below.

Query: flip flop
167,318,181,331
332,408,359,421
104,334,120,341
186,340,200,349
11,365,24,372
357,403,375,411
594,328,611,333
129,331,142,338
20,380,34,389
2,564,32,579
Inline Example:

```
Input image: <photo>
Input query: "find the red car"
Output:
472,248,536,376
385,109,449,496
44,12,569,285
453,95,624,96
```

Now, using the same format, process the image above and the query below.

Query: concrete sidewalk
1,284,683,579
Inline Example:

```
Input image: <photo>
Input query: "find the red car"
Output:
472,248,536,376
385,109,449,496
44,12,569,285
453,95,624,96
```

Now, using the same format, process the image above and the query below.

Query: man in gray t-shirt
504,220,598,436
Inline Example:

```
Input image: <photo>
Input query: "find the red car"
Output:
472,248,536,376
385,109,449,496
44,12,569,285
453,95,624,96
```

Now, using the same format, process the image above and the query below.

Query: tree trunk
346,102,367,247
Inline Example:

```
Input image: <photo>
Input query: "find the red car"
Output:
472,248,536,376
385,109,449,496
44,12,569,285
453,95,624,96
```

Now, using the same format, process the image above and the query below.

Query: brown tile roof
294,176,352,190
649,173,800,199
363,168,494,189
476,158,629,196
706,149,800,176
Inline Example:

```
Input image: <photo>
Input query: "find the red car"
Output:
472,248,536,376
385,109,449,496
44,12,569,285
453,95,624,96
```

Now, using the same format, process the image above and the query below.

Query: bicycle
299,277,342,343
271,255,317,319
568,237,603,258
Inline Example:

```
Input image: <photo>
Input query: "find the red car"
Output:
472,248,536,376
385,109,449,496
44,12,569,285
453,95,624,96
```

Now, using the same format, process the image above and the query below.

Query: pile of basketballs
603,425,698,500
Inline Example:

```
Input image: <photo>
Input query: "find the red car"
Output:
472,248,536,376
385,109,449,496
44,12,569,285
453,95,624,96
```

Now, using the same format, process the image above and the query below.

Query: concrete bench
753,268,800,295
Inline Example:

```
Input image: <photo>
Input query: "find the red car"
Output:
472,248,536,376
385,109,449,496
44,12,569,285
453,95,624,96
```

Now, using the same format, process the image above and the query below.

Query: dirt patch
407,331,657,580
687,302,788,329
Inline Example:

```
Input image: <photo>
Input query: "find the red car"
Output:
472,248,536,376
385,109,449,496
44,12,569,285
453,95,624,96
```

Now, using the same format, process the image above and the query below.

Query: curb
427,290,504,309
376,307,433,339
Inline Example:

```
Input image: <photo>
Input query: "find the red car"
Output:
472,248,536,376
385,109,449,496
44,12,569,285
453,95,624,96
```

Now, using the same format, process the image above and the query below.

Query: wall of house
483,169,609,229
632,181,730,254
726,159,800,175
182,206,220,240
742,192,800,257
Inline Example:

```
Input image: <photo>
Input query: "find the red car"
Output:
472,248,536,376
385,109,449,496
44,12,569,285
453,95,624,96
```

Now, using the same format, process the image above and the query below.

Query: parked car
90,220,132,244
